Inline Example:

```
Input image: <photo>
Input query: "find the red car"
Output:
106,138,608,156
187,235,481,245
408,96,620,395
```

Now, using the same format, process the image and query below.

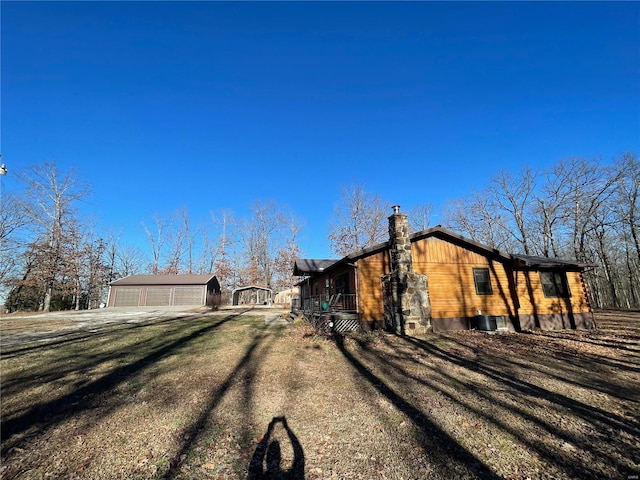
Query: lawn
1,309,638,480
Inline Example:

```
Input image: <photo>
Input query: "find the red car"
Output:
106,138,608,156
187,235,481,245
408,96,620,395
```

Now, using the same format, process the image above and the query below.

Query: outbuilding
231,285,273,306
107,274,220,308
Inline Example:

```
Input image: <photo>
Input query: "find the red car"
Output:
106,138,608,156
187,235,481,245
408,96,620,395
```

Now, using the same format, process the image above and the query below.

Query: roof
293,226,588,277
321,226,512,271
110,274,218,286
293,259,339,276
510,254,591,269
231,285,273,293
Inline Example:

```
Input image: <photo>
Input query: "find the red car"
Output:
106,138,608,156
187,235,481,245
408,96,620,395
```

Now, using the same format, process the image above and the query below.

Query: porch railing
292,293,356,315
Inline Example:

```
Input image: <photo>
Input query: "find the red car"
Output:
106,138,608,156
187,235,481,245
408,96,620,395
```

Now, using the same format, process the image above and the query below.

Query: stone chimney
388,205,413,274
382,206,432,335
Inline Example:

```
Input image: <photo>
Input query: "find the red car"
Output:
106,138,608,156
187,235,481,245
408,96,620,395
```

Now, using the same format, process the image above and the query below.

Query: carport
231,286,273,306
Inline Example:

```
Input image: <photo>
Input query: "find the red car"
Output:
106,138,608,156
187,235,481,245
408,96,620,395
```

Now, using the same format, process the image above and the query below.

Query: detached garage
107,274,220,308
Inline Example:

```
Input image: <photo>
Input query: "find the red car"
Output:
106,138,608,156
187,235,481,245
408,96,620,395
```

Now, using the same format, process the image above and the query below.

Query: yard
1,308,638,480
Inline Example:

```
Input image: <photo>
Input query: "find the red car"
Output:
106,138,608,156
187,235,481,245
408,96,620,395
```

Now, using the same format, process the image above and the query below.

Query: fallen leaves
1,311,638,480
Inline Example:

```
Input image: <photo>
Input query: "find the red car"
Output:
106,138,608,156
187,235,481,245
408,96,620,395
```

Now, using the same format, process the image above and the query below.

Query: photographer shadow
248,416,305,480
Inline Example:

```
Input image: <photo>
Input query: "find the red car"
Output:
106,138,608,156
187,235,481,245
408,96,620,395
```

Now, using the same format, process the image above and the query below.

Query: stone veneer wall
383,208,432,334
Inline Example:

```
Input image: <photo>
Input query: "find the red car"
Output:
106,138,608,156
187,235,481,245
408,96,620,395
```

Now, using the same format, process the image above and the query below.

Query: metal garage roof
110,274,217,286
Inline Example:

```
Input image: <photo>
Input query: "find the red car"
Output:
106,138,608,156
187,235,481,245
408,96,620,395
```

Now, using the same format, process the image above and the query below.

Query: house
273,287,299,307
107,274,220,308
293,206,595,333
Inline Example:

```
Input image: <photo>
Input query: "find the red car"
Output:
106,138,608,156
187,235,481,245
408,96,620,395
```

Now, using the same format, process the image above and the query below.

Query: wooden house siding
515,270,594,330
411,238,516,320
293,224,594,333
356,250,389,324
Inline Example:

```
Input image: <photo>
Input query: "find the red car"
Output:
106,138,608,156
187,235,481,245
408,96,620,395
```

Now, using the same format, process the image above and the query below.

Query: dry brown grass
1,309,638,480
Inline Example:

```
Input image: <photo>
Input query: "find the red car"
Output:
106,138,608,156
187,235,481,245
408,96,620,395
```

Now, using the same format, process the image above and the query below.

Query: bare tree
487,167,537,255
174,208,200,274
328,183,389,256
406,203,434,232
240,201,287,288
19,162,89,311
442,198,479,240
441,152,640,309
102,228,150,281
532,169,566,258
116,245,148,277
142,213,172,275
272,213,304,291
0,191,29,290
613,152,640,265
443,190,511,250
197,229,217,275
67,220,86,310
619,228,640,308
60,218,109,310
205,209,238,292
554,157,620,264
83,235,110,309
103,229,122,282
604,152,640,308
162,226,185,275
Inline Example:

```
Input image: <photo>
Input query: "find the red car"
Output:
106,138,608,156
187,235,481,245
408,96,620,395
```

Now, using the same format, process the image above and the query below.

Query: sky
2,1,639,260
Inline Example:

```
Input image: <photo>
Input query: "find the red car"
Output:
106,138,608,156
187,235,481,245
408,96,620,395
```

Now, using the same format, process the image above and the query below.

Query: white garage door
113,288,141,307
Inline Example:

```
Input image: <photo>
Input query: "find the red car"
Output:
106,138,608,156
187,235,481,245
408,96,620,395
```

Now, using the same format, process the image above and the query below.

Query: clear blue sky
2,1,639,259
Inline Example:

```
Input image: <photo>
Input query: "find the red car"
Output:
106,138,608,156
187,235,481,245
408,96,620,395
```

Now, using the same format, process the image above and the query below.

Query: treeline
442,153,639,310
1,152,637,312
0,163,303,312
324,153,639,310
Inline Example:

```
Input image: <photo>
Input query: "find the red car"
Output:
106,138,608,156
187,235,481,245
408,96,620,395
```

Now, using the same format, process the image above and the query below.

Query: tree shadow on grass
1,311,247,456
1,313,192,358
408,334,640,436
333,333,500,479
0,314,215,397
460,331,640,402
161,324,280,479
366,332,639,479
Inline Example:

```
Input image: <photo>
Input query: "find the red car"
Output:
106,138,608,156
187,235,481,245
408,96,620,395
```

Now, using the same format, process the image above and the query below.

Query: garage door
145,288,171,306
113,288,141,307
174,287,203,305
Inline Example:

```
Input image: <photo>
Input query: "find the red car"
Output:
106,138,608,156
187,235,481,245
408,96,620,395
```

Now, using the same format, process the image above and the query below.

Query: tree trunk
597,231,619,308
43,285,52,312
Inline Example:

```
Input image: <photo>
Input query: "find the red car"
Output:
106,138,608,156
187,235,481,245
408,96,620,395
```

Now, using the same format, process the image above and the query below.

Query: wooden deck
292,294,360,332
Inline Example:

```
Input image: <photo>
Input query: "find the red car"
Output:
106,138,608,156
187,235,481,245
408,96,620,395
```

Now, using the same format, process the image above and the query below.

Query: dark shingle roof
510,254,590,269
292,226,588,277
293,259,339,276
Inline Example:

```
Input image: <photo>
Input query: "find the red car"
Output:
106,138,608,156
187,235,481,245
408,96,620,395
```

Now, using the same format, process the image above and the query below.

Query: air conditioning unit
473,315,507,332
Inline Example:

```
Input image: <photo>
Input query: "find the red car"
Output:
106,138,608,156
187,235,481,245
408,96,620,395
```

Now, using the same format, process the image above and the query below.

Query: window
540,271,570,298
473,268,493,295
